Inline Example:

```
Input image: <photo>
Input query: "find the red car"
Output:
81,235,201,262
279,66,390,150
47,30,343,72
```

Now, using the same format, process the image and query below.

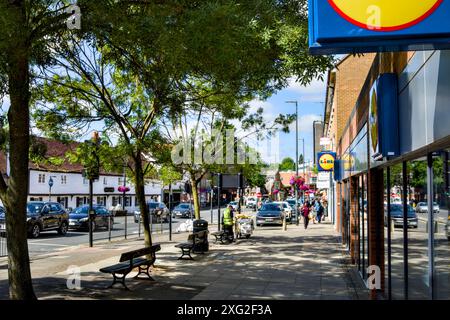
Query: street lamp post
217,173,222,231
48,176,55,202
122,164,127,240
286,100,299,228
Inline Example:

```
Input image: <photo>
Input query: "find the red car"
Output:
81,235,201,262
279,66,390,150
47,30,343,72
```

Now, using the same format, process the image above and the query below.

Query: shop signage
308,0,450,54
104,187,114,193
369,73,400,161
317,172,331,189
333,159,343,182
317,152,336,172
320,137,331,146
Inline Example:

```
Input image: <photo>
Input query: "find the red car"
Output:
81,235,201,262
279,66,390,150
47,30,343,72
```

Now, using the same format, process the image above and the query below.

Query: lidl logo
328,0,442,31
318,153,336,171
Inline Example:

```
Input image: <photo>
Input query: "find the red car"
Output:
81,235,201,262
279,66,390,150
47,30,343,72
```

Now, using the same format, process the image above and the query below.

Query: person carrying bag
302,201,311,230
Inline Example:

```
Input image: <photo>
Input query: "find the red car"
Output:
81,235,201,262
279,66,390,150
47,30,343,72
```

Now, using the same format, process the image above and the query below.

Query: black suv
25,202,69,238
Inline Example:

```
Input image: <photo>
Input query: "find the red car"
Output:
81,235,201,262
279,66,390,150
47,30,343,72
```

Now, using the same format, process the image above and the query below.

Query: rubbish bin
193,219,209,252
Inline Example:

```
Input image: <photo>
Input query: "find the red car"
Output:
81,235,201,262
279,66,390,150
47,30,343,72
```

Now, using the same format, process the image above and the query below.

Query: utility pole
85,131,100,248
217,173,222,231
286,100,299,228
169,182,172,241
122,163,127,240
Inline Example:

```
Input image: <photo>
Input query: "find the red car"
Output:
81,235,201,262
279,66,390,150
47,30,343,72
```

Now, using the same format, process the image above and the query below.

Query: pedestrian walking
316,201,324,223
301,201,311,230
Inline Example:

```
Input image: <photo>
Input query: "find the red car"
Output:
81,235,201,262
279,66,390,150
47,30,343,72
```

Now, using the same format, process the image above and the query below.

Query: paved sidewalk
0,221,369,300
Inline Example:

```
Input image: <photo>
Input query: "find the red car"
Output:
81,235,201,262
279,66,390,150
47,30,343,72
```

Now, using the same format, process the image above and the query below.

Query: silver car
134,202,169,223
415,202,440,214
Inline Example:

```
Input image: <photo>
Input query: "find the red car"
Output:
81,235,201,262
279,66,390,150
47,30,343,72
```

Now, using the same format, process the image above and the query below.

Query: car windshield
73,206,89,214
178,204,190,209
260,204,281,211
148,203,158,209
229,202,237,205
390,204,416,216
27,203,44,214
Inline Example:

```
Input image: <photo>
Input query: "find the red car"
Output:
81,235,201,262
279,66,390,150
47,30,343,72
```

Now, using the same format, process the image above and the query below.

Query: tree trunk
190,176,200,220
2,1,36,300
133,151,152,248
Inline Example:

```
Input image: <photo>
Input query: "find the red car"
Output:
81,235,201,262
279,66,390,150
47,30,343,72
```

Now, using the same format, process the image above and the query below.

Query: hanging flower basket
272,189,280,194
290,175,305,189
118,186,130,193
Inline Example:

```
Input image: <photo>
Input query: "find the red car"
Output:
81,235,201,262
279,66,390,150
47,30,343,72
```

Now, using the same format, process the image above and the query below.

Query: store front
334,51,450,300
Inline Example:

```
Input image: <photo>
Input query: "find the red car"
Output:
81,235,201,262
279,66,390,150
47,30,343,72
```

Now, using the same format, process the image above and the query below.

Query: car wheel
30,224,40,238
245,234,250,239
58,222,68,235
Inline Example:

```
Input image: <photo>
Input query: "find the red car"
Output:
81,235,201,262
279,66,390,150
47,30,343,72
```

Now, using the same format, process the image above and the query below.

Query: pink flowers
118,186,130,193
289,175,305,189
272,189,279,194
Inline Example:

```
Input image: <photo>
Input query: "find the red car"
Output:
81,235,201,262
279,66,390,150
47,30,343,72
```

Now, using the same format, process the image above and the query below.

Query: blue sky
246,78,327,165
1,76,328,167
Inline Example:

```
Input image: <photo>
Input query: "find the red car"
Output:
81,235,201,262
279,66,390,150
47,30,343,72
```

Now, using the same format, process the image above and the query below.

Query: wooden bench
99,244,161,290
211,231,227,244
175,230,208,260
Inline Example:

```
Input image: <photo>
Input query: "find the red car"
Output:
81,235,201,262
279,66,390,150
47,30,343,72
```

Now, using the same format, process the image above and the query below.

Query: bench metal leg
178,248,194,260
134,265,155,281
108,273,130,290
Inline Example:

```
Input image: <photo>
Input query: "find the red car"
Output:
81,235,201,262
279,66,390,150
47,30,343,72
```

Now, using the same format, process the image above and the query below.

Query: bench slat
119,244,161,262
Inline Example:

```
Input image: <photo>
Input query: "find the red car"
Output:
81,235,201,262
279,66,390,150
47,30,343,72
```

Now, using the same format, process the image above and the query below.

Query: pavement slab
0,221,368,300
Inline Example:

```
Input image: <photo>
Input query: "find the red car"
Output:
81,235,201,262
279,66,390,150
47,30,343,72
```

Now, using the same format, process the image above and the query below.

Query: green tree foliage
279,157,296,171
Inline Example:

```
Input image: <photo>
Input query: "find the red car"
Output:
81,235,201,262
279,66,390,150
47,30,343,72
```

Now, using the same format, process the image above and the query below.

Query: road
25,207,243,256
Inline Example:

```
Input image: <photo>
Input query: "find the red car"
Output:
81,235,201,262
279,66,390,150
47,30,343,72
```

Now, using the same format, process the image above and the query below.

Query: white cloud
286,77,326,103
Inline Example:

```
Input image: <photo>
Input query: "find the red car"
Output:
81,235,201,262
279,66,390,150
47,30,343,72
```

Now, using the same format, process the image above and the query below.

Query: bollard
108,214,111,242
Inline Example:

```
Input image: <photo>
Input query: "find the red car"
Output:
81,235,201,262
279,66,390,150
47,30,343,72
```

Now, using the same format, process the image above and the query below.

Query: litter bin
193,219,209,252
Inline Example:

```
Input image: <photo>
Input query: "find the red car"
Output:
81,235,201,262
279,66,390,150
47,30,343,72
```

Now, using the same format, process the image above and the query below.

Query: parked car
246,197,257,209
171,203,193,219
385,204,418,228
256,203,285,226
273,201,293,222
228,201,239,211
0,206,5,235
445,214,450,240
4,201,70,238
68,205,113,231
415,202,440,214
134,202,170,223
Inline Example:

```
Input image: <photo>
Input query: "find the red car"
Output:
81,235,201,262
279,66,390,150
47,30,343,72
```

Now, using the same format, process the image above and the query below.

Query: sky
245,77,327,165
1,76,328,167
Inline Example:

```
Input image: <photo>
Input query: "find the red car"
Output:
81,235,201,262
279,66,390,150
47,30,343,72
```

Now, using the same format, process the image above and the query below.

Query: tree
0,0,77,300
279,157,296,171
299,154,304,165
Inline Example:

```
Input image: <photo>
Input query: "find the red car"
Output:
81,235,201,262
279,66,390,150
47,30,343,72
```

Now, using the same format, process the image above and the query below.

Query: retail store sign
369,73,400,161
320,137,331,146
317,172,331,189
318,152,336,172
308,0,450,54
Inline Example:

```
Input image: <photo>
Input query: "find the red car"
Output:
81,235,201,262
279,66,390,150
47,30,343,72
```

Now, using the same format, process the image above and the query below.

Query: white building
2,137,184,211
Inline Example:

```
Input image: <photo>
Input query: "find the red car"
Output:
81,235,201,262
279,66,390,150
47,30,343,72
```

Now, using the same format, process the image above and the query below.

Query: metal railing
0,228,6,257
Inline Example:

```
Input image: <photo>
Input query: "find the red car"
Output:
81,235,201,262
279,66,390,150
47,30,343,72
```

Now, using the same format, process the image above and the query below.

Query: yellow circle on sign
319,154,335,171
328,0,442,31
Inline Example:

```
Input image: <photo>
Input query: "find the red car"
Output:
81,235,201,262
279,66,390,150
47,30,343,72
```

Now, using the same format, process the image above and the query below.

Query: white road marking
27,242,69,247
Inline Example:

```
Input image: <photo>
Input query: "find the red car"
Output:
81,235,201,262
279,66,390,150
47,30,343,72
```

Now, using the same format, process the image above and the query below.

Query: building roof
0,137,123,176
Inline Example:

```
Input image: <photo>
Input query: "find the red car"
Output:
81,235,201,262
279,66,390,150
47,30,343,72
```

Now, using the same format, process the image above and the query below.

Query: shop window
97,196,106,206
388,163,405,300
407,157,429,299
433,149,450,300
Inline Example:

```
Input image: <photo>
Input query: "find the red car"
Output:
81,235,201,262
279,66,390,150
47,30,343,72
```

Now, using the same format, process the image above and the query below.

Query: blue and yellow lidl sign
309,0,450,54
318,152,336,172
